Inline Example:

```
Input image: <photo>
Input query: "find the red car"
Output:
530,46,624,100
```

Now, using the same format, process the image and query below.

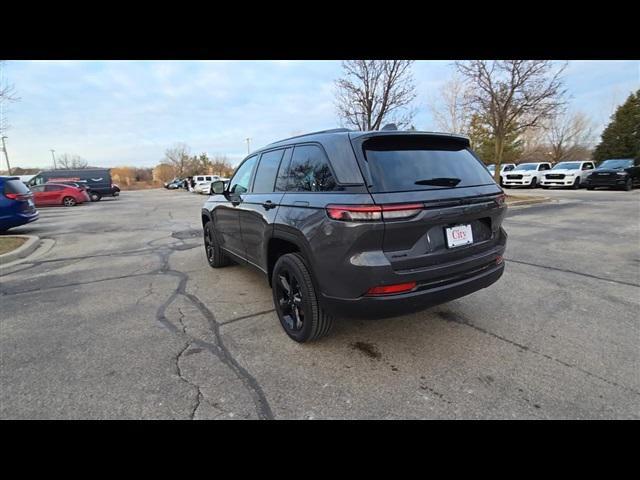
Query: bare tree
545,111,595,163
0,61,20,135
335,60,417,131
455,60,567,182
427,74,473,134
56,153,89,169
161,143,192,177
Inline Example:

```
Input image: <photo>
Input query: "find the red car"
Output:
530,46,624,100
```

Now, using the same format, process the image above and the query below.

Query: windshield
597,159,633,169
362,136,495,192
514,164,538,171
553,162,580,170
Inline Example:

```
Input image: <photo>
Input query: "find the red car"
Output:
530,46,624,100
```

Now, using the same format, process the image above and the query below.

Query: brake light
326,205,382,221
494,193,506,206
326,203,424,222
4,193,31,201
365,282,417,296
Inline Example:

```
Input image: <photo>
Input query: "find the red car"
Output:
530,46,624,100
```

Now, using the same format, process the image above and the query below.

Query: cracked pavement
1,188,639,419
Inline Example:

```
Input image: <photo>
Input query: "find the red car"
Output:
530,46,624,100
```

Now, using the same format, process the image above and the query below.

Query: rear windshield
362,136,494,192
3,179,31,195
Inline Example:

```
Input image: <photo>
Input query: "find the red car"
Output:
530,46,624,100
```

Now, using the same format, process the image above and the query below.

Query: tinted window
275,148,293,191
3,179,31,195
229,156,258,194
45,184,64,192
280,145,337,192
253,149,284,193
598,159,632,169
363,136,494,192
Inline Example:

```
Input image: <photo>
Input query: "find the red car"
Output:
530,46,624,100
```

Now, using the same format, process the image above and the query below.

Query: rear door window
252,149,285,193
45,185,63,192
362,136,494,192
279,144,337,192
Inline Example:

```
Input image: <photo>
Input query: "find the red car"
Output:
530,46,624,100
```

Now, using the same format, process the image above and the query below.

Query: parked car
27,169,119,201
502,162,552,188
164,178,183,189
487,163,516,185
0,176,39,232
30,183,87,207
47,180,92,201
193,175,218,194
540,160,595,189
201,128,507,342
586,159,639,191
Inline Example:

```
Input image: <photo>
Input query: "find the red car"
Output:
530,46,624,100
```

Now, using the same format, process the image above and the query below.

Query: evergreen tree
593,90,640,162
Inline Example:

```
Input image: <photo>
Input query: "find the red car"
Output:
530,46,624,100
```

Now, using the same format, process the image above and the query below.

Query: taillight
326,205,382,221
365,282,417,296
5,193,31,201
326,203,424,222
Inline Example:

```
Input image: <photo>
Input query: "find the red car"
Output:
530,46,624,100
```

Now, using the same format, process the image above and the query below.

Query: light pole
50,149,57,169
1,136,12,176
245,138,251,154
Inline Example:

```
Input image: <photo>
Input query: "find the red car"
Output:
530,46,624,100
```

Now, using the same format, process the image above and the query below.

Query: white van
193,175,220,194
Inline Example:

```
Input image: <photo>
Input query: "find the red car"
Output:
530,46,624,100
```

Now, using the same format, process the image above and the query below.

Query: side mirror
211,180,226,195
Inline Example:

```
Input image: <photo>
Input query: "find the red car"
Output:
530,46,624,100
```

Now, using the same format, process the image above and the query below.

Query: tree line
334,60,639,183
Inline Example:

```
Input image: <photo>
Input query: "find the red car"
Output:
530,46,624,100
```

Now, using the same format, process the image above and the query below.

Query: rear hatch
351,133,505,272
3,178,36,213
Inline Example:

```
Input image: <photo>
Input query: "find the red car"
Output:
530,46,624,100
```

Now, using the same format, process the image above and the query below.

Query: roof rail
266,128,352,146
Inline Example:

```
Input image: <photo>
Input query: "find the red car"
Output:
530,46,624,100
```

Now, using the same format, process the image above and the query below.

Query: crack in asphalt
151,242,274,420
436,309,640,398
175,341,202,420
219,309,277,326
505,258,640,288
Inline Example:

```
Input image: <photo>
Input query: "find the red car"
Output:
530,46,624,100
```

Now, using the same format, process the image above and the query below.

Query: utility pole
245,138,251,154
50,149,57,169
1,136,11,176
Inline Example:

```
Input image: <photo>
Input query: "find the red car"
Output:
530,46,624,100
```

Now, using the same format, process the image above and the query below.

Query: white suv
540,161,595,189
503,162,552,188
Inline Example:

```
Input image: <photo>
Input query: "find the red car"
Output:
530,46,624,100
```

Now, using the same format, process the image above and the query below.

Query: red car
30,183,89,207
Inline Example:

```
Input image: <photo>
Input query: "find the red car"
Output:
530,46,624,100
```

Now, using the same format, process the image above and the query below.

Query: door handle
262,200,277,210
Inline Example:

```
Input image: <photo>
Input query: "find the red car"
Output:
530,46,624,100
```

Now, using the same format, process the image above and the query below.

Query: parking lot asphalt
1,187,639,419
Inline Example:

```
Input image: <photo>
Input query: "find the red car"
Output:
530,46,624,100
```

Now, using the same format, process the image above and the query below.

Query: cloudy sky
1,60,638,169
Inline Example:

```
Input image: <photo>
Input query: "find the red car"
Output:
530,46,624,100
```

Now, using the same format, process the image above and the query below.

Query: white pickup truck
502,162,552,188
540,161,595,189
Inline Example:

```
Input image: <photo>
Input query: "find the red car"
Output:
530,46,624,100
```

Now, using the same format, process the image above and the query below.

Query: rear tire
204,222,231,267
89,192,101,202
272,252,333,343
62,196,76,207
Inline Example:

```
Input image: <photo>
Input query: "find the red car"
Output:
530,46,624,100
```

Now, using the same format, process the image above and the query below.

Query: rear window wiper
415,177,461,187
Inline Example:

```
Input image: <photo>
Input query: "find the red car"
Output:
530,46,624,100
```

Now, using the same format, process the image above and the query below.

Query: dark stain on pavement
350,341,381,360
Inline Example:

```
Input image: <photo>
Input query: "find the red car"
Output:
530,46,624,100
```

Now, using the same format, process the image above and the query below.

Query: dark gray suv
202,128,507,342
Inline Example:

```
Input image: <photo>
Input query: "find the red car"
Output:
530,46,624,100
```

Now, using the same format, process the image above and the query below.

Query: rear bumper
320,256,505,318
0,211,39,230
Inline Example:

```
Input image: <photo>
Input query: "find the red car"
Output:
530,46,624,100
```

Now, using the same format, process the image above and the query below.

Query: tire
572,177,580,190
89,192,101,202
541,186,549,189
624,178,633,191
272,252,333,343
62,196,76,207
203,222,231,268
587,186,595,191
503,185,511,189
529,177,537,189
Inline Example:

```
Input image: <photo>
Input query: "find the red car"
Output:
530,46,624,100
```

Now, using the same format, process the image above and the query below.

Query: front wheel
572,177,580,190
204,222,231,268
62,196,77,207
529,177,538,189
624,178,633,191
89,192,102,202
272,253,333,343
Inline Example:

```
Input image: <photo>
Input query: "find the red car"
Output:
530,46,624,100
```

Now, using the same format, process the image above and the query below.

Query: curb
0,235,41,265
506,197,553,207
